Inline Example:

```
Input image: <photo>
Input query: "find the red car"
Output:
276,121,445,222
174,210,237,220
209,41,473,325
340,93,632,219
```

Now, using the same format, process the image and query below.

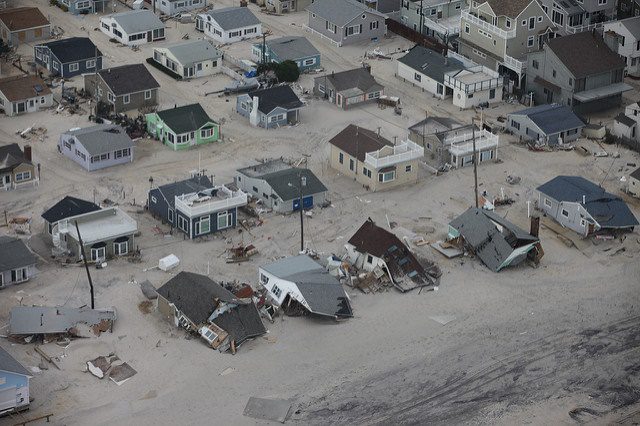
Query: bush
49,0,58,5
274,60,299,83
59,4,69,12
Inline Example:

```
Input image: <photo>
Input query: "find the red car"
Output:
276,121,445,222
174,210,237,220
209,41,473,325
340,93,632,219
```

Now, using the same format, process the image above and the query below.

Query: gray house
84,64,160,114
399,0,463,43
236,85,303,129
526,31,631,114
58,124,135,171
313,67,384,109
235,159,328,213
306,0,387,46
537,176,639,236
507,104,585,145
252,36,321,72
0,237,36,289
41,196,101,239
539,0,616,35
0,7,50,47
34,37,103,79
156,0,206,16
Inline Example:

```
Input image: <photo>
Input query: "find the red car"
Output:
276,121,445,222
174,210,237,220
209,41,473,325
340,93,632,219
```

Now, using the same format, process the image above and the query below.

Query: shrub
275,60,300,82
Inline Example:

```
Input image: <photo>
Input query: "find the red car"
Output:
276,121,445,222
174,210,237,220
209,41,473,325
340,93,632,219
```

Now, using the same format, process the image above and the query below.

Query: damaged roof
211,303,266,347
449,208,539,272
537,176,639,229
9,306,117,336
0,236,36,272
0,74,51,102
0,346,31,377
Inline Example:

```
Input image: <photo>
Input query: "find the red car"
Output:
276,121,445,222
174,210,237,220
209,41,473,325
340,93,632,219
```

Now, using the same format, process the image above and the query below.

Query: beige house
328,124,423,191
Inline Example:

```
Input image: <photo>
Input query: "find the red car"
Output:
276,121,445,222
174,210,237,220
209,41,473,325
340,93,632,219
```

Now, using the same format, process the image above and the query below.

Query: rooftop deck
175,186,248,217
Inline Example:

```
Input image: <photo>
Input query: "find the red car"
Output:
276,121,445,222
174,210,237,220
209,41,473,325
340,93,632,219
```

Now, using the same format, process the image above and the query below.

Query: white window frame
69,62,79,72
11,267,28,283
168,208,174,222
144,90,152,100
91,246,106,261
544,198,552,208
197,216,210,235
378,170,396,183
86,59,96,68
114,240,128,256
561,208,569,218
123,94,130,104
217,211,232,230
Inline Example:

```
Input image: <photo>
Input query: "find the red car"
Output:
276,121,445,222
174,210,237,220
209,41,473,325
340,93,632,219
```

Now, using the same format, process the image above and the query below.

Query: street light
288,173,306,253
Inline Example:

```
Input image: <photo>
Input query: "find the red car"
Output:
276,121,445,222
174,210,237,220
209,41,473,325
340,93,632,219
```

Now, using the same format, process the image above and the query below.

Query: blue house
34,37,103,78
252,36,321,72
0,346,32,414
236,85,303,129
59,0,109,15
148,175,248,240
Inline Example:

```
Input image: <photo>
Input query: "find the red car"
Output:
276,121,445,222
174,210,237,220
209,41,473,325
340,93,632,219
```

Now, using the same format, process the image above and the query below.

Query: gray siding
58,133,134,171
0,264,36,288
507,114,581,144
307,10,386,45
84,74,159,113
537,192,592,235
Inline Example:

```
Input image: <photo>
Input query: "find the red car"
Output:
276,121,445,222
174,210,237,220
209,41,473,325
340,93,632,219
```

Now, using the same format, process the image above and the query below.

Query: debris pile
87,353,137,386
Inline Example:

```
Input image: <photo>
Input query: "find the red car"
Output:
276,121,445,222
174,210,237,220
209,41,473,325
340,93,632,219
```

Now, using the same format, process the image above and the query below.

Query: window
151,195,157,203
90,246,106,261
201,127,215,138
437,84,443,95
303,58,316,66
339,152,344,164
363,167,371,178
128,32,146,42
598,0,606,4
414,72,421,82
511,120,520,130
100,153,109,161
15,171,31,182
35,49,43,60
346,25,361,36
91,155,100,163
177,215,188,232
544,198,552,208
538,16,543,22
53,62,59,71
378,170,395,182
153,28,165,39
107,92,114,102
532,59,539,69
168,208,174,223
272,284,282,298
69,62,79,72
86,59,96,68
465,24,470,34
244,27,257,35
10,268,28,283
114,240,128,255
529,17,535,29
144,90,152,100
489,88,495,99
326,21,337,33
217,211,232,230
64,141,71,149
527,35,535,47
349,158,355,171
367,91,381,99
370,21,379,30
561,209,569,218
123,94,130,104
552,69,556,78
405,165,412,173
367,254,374,264
196,216,210,235
505,19,511,28
580,218,587,227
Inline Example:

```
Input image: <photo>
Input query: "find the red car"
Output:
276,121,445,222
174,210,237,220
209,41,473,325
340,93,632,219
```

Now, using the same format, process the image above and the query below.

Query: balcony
502,54,526,74
444,65,503,93
423,15,461,36
175,186,248,218
566,22,603,34
364,140,424,169
446,129,499,157
461,10,516,39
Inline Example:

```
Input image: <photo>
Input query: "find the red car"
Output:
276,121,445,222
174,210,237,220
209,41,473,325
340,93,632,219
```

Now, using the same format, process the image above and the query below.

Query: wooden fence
386,19,448,55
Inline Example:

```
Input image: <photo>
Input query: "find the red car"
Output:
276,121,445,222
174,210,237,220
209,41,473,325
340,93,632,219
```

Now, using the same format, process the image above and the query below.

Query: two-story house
526,31,631,114
399,0,463,43
539,0,616,35
618,0,640,19
328,124,423,191
458,0,557,87
604,17,640,77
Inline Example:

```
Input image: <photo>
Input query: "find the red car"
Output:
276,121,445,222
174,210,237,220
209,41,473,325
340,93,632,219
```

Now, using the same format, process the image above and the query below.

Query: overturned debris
244,397,292,423
87,353,137,385
226,244,258,263
9,306,117,338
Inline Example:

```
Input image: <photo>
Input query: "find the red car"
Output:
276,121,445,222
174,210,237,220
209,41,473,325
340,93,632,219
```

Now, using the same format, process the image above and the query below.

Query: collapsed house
156,272,266,352
448,207,543,272
9,306,117,338
345,218,440,292
258,255,353,319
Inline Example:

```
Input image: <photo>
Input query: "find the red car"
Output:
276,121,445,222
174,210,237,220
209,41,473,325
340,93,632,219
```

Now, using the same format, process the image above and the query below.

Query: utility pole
419,0,424,35
298,173,306,253
75,221,95,309
261,32,267,65
472,123,478,208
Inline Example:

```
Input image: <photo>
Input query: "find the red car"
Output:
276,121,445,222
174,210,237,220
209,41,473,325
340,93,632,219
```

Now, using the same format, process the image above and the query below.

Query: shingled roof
41,196,101,223
484,0,533,19
328,124,392,162
320,67,383,93
0,143,30,174
97,64,160,96
247,85,303,115
156,104,217,135
547,31,625,79
0,236,36,273
0,75,51,102
0,7,49,31
38,37,102,64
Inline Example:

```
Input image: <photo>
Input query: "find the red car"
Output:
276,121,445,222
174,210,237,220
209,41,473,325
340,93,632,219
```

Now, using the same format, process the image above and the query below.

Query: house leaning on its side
537,175,639,236
148,175,247,239
152,40,222,79
0,144,38,190
99,10,165,47
34,37,103,79
0,7,50,47
506,104,585,145
146,103,220,150
0,237,37,289
0,346,32,415
236,85,304,129
313,67,384,109
328,124,423,191
235,159,328,213
195,7,262,44
252,36,321,72
58,124,135,171
0,75,53,117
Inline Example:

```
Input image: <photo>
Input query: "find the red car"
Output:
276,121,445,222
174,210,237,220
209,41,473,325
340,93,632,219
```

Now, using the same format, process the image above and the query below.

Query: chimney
530,216,540,238
582,195,585,204
377,127,381,137
24,145,32,162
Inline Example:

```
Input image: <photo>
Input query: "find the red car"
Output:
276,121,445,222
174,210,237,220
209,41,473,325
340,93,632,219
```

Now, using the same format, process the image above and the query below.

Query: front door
4,175,10,185
147,31,152,42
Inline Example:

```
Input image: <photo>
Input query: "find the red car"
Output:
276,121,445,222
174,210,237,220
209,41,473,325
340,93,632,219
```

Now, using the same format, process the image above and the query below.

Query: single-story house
34,37,103,79
313,67,384,109
345,218,437,292
83,64,160,114
0,7,50,47
235,159,328,213
155,0,207,16
157,271,266,352
507,104,585,145
537,176,639,236
396,45,463,100
628,167,640,198
196,7,261,44
148,175,247,239
57,0,110,15
611,102,640,142
146,103,220,150
100,10,165,46
258,255,353,318
252,36,321,72
152,40,222,79
448,208,543,272
58,124,135,172
41,196,101,238
0,237,36,289
0,346,32,414
328,124,423,191
0,75,53,117
266,0,311,14
0,144,38,190
236,85,303,129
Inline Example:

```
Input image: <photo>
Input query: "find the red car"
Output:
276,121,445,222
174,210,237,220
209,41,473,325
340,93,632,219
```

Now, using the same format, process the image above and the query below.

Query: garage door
293,196,313,211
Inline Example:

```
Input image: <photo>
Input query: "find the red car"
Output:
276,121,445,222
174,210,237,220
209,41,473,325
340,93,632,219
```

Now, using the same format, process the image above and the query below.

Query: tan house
0,144,38,190
0,75,53,117
328,124,423,191
0,7,50,47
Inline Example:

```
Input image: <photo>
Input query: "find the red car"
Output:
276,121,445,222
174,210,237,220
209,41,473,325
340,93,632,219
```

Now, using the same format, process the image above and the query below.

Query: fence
386,19,448,54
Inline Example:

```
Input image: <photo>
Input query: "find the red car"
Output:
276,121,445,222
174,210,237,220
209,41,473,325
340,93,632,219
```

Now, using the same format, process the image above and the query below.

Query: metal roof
65,124,135,156
162,40,222,66
204,7,260,31
0,346,31,377
107,9,164,34
9,306,116,335
398,45,464,83
509,104,585,135
307,0,385,27
0,237,36,273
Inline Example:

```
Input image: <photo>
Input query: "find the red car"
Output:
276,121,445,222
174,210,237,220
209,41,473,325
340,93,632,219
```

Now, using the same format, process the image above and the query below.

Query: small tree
275,60,300,83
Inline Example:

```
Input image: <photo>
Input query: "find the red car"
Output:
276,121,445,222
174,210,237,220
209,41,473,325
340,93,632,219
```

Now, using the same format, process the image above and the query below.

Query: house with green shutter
146,103,220,151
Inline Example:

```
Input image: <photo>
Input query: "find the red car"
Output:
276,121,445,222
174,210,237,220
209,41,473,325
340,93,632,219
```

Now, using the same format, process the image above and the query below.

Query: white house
155,0,206,16
195,7,261,44
604,17,640,77
152,40,222,79
444,65,503,109
100,9,165,47
396,45,464,100
612,102,640,141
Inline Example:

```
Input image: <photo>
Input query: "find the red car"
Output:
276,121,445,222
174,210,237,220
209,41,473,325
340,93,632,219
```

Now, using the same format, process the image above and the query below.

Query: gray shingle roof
156,176,213,209
0,143,30,174
398,45,464,83
237,159,291,178
205,7,260,31
262,167,327,202
41,196,101,223
263,36,319,62
318,68,384,94
615,112,637,127
547,31,625,79
328,124,392,162
0,236,36,272
247,85,303,115
0,346,31,377
307,0,386,26
38,37,102,64
155,103,216,135
509,104,585,135
484,0,533,19
65,124,135,157
108,9,164,34
98,64,160,96
163,40,222,66
537,176,639,229
9,306,117,335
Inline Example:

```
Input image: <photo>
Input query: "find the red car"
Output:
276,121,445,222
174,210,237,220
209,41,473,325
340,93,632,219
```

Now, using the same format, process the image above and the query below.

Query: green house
146,103,220,151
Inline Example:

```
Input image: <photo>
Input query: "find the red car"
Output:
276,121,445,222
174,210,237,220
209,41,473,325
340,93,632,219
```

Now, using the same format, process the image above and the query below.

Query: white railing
175,188,248,218
302,25,342,47
566,22,603,34
423,16,459,36
364,140,424,169
447,130,499,156
502,54,526,74
444,67,503,93
461,10,515,39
